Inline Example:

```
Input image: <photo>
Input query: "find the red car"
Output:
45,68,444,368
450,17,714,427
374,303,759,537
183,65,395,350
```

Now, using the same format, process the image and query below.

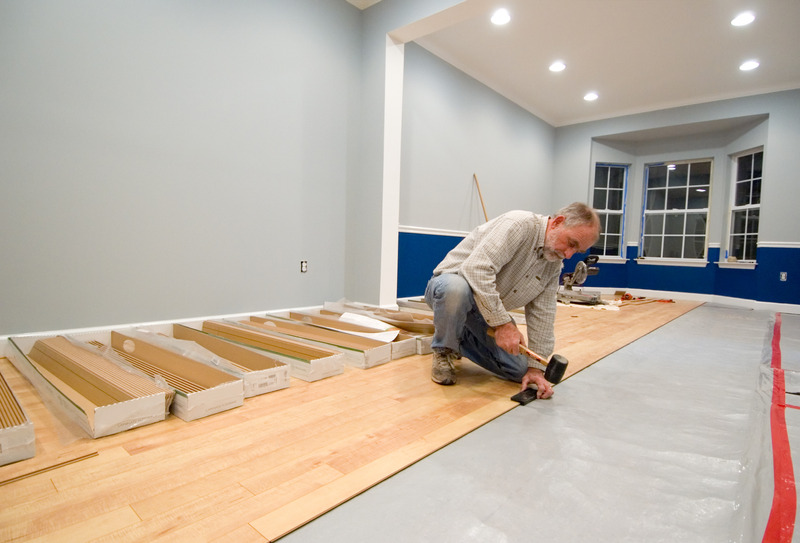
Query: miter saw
557,255,602,305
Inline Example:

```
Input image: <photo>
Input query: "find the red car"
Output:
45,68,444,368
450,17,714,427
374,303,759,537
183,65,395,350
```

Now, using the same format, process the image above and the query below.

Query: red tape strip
762,313,797,543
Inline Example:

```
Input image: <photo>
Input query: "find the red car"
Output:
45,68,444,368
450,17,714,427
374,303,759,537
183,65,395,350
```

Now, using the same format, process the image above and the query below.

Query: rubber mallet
519,344,568,384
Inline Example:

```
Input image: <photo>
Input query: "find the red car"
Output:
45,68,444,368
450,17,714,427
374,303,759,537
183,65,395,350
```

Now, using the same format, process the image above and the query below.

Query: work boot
431,349,456,385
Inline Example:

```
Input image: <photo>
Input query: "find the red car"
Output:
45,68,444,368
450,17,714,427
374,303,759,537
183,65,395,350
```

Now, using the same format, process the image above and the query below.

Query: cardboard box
0,367,35,466
7,336,169,439
172,324,290,397
201,320,344,382
246,315,393,369
286,310,417,360
108,331,244,422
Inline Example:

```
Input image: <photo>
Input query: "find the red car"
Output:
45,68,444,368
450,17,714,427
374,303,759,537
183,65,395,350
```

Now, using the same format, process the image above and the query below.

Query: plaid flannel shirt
434,210,562,366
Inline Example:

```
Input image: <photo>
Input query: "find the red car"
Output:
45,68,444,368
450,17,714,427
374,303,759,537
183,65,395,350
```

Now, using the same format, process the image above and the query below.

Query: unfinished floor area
283,305,800,543
1,302,797,542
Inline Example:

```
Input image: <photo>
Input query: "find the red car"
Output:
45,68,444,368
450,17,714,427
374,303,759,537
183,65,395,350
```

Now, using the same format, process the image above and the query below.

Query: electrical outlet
300,260,308,273
780,271,787,282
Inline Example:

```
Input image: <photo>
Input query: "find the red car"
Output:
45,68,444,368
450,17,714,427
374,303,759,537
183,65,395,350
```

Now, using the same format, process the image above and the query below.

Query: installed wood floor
0,299,700,542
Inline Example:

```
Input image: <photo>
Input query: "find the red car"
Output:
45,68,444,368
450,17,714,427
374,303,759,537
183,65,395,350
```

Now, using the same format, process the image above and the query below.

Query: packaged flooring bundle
322,302,434,354
93,331,244,422
7,336,170,438
0,367,35,465
285,310,418,360
201,320,345,381
245,315,393,369
172,324,290,397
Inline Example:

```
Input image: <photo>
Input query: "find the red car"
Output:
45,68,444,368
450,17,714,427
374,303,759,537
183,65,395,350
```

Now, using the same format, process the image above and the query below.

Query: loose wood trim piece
0,452,99,487
0,370,27,429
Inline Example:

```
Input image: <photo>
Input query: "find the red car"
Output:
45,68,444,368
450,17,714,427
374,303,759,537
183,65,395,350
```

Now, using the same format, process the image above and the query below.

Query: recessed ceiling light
731,11,755,26
584,92,598,101
549,61,566,72
740,59,760,71
491,8,511,25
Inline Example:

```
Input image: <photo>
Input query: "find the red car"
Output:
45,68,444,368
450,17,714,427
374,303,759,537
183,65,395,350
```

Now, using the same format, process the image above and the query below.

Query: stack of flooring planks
245,315,394,369
202,320,346,382
172,324,290,398
29,337,172,411
0,367,35,466
9,336,171,438
88,331,244,422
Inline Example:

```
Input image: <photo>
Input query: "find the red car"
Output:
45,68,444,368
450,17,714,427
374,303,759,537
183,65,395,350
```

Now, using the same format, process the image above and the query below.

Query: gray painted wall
554,90,800,247
400,43,555,232
0,0,360,335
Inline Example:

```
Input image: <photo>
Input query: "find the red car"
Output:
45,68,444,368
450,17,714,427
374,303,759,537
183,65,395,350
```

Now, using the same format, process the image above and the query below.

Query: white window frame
723,148,762,266
590,163,628,259
639,159,712,262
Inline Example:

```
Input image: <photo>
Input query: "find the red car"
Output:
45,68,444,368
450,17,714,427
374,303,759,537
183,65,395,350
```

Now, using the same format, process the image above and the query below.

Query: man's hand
521,368,554,399
493,321,524,355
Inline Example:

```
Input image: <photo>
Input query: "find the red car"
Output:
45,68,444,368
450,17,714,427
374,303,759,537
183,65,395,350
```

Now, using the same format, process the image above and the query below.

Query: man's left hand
521,368,554,399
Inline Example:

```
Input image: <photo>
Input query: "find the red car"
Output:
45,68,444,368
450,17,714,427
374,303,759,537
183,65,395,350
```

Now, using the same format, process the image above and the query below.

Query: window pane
608,167,625,189
689,161,711,185
753,152,763,178
646,189,666,210
735,181,751,206
668,164,689,187
663,236,682,258
730,235,744,260
683,236,705,259
665,213,684,235
685,213,706,236
667,187,687,209
643,236,662,257
606,235,620,255
644,214,663,235
752,177,761,205
747,209,759,233
732,210,746,234
687,187,709,209
607,189,623,210
745,235,758,261
737,154,752,181
595,166,609,188
607,214,621,234
648,166,667,188
593,189,607,209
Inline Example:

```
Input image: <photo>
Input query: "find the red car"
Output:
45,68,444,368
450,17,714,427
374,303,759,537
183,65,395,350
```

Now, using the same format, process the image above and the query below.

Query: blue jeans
424,273,529,382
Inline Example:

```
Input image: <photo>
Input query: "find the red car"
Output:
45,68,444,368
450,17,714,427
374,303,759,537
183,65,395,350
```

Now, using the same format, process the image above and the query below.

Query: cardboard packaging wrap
0,367,35,466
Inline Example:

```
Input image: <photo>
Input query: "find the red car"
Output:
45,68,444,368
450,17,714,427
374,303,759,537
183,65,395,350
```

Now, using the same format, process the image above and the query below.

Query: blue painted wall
398,232,800,305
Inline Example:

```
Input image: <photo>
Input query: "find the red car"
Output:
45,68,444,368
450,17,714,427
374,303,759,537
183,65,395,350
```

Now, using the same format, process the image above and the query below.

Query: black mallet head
543,353,568,384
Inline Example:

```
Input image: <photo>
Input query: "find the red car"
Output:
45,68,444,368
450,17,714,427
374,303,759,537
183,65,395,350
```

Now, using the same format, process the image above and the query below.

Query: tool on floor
510,387,539,405
519,344,568,384
557,255,602,305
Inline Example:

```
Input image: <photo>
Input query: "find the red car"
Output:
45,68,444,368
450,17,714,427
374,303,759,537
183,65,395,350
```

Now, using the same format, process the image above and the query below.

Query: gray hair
558,202,600,226
557,202,601,239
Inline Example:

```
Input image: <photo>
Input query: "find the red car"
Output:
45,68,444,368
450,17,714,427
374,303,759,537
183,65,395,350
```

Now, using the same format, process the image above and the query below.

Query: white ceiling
348,0,800,127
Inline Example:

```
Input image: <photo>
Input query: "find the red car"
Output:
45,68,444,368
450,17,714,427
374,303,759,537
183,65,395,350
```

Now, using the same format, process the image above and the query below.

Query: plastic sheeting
280,305,799,543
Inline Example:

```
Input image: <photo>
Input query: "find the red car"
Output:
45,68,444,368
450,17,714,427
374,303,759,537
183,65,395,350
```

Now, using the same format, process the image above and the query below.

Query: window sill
594,256,626,264
634,258,708,268
717,261,757,270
